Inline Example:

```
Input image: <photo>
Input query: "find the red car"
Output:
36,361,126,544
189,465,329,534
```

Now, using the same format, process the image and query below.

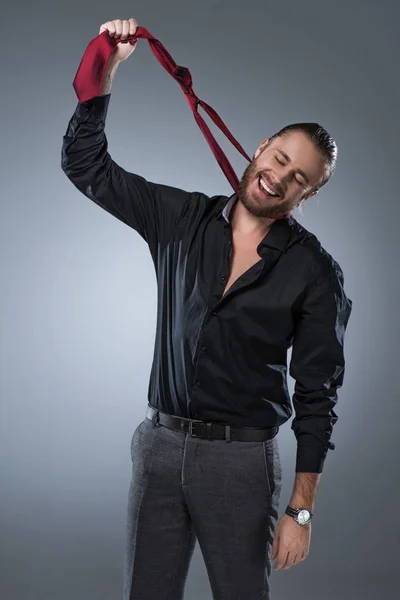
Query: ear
254,137,270,160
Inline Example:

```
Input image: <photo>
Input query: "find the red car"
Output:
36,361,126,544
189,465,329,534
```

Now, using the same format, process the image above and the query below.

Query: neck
230,199,275,238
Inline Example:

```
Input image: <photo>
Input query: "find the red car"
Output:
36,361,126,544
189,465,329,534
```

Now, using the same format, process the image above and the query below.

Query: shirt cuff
75,93,111,122
295,439,335,473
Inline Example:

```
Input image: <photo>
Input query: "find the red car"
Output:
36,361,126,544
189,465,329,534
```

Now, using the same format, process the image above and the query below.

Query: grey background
1,0,399,598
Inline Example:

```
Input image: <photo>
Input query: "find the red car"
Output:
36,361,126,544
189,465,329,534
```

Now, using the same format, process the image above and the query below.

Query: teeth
259,176,279,196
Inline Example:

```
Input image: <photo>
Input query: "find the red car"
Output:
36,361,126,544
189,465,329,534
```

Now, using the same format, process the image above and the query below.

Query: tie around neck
72,27,292,219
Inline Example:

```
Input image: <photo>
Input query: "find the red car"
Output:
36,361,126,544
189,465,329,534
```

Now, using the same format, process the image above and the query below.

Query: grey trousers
123,407,283,600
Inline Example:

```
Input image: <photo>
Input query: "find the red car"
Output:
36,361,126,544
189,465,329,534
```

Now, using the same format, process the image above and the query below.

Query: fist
99,18,138,62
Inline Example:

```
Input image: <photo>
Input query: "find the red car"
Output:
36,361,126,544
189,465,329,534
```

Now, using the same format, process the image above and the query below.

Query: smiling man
238,125,330,221
61,17,353,600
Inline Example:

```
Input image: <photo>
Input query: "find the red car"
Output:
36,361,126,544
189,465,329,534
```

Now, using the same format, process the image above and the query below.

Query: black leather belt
146,405,278,443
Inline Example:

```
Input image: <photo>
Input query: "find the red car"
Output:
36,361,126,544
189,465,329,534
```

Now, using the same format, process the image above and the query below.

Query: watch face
297,510,311,525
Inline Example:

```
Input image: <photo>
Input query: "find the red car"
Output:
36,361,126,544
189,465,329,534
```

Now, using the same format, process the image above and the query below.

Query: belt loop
225,425,231,443
152,410,160,427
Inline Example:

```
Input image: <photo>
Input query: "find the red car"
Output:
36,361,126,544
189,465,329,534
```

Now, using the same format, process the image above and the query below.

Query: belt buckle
189,420,201,437
188,420,211,438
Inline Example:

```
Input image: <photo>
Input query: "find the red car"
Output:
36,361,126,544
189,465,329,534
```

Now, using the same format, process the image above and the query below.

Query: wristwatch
285,505,313,525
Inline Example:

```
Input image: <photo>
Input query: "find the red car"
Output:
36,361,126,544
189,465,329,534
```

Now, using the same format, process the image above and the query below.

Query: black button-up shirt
61,93,353,473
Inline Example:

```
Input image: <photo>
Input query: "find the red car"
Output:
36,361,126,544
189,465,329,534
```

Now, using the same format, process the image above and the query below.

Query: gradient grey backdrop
1,0,399,598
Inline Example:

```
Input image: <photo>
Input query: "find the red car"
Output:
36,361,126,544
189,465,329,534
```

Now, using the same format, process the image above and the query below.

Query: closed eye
276,156,306,186
295,175,306,186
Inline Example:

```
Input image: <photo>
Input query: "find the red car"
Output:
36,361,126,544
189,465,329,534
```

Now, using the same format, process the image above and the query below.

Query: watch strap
285,505,313,518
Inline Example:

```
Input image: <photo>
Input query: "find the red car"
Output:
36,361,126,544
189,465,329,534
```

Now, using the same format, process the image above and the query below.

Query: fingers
281,553,297,570
99,21,116,36
99,18,138,39
273,550,307,570
121,19,129,40
273,550,289,571
128,18,138,36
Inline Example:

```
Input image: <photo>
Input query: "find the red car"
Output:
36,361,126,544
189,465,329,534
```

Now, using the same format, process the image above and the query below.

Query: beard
237,160,297,219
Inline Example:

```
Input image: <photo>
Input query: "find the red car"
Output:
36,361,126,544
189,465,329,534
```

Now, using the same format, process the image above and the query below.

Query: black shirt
61,93,353,473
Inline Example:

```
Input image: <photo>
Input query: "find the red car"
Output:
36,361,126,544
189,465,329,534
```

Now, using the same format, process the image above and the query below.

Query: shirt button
221,276,226,282
195,380,202,387
201,345,208,352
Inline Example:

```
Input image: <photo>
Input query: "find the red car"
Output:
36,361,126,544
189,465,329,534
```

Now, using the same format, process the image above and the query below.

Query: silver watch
285,505,313,525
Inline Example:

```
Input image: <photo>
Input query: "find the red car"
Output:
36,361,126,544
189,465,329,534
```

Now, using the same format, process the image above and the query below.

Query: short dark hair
266,123,338,193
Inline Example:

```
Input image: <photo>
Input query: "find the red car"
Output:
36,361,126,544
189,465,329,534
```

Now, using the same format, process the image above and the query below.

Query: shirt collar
218,194,294,253
221,194,237,223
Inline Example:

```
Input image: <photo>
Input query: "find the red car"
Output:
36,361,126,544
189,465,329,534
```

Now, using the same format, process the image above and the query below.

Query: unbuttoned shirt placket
189,221,278,420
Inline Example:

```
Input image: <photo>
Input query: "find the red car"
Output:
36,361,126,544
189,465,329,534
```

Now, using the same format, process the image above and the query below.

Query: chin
240,192,289,219
242,198,283,219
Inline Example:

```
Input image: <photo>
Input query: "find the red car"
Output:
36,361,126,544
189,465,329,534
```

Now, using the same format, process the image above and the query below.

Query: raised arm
61,18,199,256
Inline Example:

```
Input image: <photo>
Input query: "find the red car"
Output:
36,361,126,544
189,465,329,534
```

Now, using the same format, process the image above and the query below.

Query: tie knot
173,65,193,92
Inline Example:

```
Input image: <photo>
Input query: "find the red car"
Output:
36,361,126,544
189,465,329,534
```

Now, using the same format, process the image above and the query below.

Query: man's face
237,131,327,219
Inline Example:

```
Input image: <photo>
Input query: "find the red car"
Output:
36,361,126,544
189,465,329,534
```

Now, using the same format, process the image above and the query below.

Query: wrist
100,59,120,96
289,499,314,512
106,56,121,74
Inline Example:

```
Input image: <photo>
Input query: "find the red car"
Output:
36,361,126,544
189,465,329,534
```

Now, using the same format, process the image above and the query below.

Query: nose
267,173,285,196
274,168,293,193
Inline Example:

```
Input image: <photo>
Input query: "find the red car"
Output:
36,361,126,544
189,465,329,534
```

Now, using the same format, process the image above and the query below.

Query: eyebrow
276,149,310,184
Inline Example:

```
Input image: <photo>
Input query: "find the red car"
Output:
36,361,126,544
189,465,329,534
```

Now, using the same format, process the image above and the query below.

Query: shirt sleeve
289,268,353,473
61,93,203,255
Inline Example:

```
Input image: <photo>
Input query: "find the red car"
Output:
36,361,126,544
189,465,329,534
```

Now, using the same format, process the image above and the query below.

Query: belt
146,405,278,443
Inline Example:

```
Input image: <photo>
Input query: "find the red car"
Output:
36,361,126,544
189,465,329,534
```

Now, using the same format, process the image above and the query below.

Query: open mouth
258,175,280,198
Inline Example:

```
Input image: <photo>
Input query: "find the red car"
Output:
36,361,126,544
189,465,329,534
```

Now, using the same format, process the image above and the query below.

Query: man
61,17,353,600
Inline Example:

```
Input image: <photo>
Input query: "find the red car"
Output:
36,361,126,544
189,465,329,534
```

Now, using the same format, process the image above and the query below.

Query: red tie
72,27,292,219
